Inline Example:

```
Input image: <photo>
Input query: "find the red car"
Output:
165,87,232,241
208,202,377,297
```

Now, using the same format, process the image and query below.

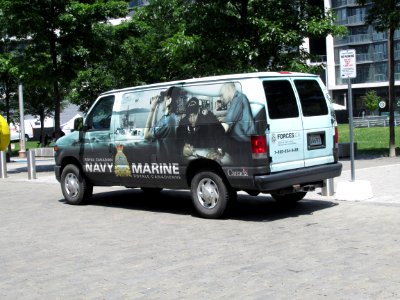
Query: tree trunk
5,78,12,162
388,27,396,157
40,112,45,147
49,2,61,139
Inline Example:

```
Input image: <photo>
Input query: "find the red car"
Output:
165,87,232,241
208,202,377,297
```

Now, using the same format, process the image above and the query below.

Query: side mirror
73,117,84,131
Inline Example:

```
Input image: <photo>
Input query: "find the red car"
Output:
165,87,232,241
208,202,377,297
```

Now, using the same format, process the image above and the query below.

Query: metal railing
353,116,400,128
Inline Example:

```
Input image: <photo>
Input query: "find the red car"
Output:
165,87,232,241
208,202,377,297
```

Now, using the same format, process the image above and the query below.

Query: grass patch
9,140,42,156
338,124,400,156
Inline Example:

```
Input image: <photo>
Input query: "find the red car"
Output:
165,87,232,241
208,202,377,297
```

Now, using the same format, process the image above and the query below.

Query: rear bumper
254,163,342,192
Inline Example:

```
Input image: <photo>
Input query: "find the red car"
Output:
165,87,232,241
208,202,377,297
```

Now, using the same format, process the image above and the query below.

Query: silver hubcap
64,173,79,198
197,178,219,209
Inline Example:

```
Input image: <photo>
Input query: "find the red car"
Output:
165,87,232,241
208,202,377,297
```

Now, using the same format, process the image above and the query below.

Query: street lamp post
18,83,26,158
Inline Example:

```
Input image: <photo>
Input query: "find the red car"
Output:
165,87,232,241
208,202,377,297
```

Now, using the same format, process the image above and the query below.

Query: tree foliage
0,0,129,134
0,9,20,124
129,0,345,80
362,90,380,115
1,0,345,118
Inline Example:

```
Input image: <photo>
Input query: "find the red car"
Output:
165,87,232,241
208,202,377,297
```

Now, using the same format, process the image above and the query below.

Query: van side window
86,96,114,131
263,80,299,119
294,80,328,117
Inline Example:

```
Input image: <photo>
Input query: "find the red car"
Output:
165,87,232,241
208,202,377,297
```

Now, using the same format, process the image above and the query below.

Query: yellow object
0,115,11,151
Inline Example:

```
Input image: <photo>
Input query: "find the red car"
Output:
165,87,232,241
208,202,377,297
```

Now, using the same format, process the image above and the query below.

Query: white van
54,72,342,218
9,121,34,141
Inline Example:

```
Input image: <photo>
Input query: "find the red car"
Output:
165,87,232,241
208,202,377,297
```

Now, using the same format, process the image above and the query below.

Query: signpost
340,49,356,181
336,49,373,201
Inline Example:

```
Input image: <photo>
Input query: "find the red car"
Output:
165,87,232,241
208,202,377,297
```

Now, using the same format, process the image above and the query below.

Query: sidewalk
2,155,400,204
334,155,400,204
1,156,57,183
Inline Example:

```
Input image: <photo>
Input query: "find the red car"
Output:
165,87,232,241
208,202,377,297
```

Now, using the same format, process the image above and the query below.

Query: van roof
100,71,318,95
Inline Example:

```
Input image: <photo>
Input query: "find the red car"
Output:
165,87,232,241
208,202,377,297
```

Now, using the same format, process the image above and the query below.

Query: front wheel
61,164,93,205
270,192,307,203
191,171,232,219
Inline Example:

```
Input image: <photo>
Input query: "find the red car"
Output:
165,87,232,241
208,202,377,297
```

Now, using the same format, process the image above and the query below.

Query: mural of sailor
218,82,256,142
144,86,182,160
113,81,265,171
177,97,227,163
216,82,260,164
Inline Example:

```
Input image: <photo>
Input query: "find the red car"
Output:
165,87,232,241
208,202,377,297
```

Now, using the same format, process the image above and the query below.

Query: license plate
309,134,322,146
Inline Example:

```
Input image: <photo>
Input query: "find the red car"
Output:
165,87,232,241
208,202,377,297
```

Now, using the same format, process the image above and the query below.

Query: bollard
322,178,334,196
27,150,37,180
0,151,7,178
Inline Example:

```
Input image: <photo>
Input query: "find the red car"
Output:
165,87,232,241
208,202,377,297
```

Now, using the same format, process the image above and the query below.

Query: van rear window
294,80,328,117
263,80,299,119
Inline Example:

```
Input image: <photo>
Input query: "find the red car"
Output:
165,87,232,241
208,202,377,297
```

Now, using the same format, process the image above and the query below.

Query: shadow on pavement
59,188,338,222
7,164,55,174
230,196,338,222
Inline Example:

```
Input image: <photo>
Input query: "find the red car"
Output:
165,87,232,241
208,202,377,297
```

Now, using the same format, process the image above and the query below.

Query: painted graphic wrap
114,145,131,177
75,82,266,184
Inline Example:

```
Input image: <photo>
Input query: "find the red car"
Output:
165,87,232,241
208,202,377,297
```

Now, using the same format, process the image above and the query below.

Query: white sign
340,49,357,78
379,100,386,109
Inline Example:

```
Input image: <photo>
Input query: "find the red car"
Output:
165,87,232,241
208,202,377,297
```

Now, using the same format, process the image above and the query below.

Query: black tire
61,164,93,205
191,171,232,219
270,192,307,203
141,187,163,195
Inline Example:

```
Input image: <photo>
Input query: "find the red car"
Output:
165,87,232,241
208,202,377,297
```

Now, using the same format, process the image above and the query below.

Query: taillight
334,127,339,147
251,135,267,158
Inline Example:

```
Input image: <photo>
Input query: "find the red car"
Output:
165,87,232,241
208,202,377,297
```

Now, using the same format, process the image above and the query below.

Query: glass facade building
324,0,400,117
128,0,149,8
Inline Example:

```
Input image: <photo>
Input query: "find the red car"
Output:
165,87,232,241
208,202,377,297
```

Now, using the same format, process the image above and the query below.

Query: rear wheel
61,164,93,205
270,192,307,203
191,171,232,218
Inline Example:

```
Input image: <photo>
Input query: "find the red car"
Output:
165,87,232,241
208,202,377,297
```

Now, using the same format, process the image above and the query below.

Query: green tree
362,90,380,116
67,0,347,111
130,0,346,80
68,0,346,109
0,9,20,124
0,0,129,136
68,20,144,110
358,0,400,157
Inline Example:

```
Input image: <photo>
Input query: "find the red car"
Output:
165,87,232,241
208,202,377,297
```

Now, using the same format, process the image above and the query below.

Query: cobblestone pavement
0,156,400,299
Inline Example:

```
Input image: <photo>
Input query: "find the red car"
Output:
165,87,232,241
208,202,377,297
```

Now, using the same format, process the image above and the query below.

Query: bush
362,90,380,115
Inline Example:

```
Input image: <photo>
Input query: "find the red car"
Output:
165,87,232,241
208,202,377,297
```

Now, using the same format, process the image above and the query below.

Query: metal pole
322,178,334,196
27,150,36,180
18,83,26,158
0,151,7,178
348,77,355,182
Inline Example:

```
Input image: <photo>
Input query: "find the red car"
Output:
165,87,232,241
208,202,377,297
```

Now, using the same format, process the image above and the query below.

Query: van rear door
263,79,304,173
293,78,335,167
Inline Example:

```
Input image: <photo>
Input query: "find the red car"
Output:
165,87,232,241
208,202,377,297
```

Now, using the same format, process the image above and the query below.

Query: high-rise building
322,0,400,116
128,0,149,10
